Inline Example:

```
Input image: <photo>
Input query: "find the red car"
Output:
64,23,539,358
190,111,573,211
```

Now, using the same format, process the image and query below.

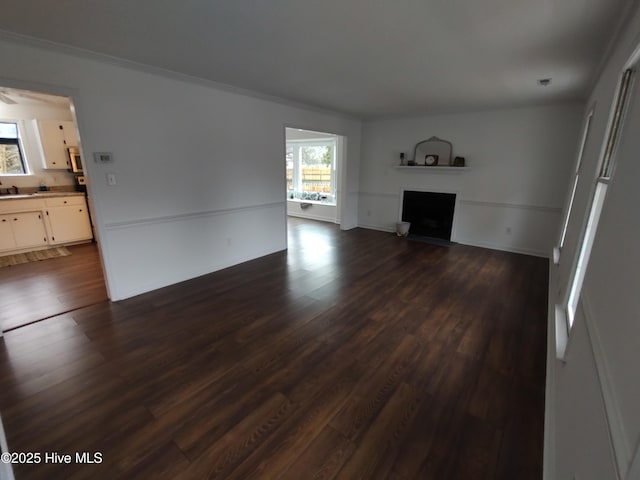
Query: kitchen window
0,121,27,175
286,139,336,204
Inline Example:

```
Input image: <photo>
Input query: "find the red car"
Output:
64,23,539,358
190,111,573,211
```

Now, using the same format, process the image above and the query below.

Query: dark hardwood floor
0,218,548,479
0,243,108,331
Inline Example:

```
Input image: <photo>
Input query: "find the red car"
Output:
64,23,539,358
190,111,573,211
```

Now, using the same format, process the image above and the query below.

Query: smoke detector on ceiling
538,78,552,86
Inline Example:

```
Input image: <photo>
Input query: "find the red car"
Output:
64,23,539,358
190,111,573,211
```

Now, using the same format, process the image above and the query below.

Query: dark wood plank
0,243,108,331
0,218,548,479
279,425,356,480
175,392,295,479
334,382,422,479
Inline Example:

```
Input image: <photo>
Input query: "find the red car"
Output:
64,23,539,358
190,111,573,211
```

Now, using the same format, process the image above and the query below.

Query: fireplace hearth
401,190,456,241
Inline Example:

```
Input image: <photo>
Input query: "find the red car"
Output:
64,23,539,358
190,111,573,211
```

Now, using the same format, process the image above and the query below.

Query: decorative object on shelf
399,152,405,165
453,156,466,167
424,154,439,166
413,136,453,166
407,159,416,166
396,221,411,237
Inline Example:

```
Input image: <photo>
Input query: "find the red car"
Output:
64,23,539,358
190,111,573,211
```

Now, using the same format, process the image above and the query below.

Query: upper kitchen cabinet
34,120,79,169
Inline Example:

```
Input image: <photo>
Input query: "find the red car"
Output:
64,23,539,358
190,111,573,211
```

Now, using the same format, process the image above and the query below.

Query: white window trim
0,118,31,176
286,138,337,203
554,108,594,264
556,69,635,359
566,180,608,328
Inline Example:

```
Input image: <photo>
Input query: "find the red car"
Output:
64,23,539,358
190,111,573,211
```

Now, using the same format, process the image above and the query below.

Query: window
564,69,634,330
286,139,336,204
600,69,633,178
566,182,607,327
557,110,593,253
0,121,27,175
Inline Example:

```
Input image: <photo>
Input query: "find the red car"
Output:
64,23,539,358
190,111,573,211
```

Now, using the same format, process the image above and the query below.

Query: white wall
358,104,583,256
0,36,361,300
0,99,76,189
287,201,339,223
547,3,640,479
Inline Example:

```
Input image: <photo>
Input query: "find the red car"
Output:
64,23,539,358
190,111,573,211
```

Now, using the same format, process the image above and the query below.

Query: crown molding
0,29,360,122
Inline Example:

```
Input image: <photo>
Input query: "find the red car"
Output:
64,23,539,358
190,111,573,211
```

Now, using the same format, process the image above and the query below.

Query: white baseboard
357,223,549,257
112,245,283,301
101,202,287,301
454,237,549,258
356,223,395,233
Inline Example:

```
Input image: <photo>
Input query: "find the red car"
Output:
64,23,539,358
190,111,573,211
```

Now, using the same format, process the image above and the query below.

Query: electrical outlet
506,227,512,235
106,173,117,186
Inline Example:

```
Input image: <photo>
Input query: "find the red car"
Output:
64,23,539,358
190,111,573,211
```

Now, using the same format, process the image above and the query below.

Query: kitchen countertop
0,191,85,201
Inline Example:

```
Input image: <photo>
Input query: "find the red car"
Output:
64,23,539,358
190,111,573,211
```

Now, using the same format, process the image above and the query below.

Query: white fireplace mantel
394,166,469,173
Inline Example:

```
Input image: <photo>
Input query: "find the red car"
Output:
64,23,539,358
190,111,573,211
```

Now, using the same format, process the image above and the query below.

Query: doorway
285,127,343,225
0,86,108,332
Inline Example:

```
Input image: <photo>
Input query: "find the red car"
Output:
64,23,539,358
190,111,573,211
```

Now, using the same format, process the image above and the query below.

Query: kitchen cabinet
0,216,16,251
11,212,49,248
0,212,48,253
44,196,92,245
0,194,93,255
35,120,79,169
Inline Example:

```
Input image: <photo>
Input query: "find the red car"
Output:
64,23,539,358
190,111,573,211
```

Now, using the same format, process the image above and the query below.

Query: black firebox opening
401,191,456,241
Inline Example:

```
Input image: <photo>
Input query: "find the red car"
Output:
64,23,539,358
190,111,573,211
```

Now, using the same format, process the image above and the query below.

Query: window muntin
600,69,633,178
285,145,294,192
0,121,27,175
286,139,336,203
559,111,593,250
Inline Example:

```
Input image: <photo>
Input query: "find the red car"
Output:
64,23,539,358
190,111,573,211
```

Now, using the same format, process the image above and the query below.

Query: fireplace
401,190,456,241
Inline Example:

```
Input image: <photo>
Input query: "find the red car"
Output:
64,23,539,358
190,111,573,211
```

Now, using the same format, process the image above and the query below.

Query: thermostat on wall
94,152,113,164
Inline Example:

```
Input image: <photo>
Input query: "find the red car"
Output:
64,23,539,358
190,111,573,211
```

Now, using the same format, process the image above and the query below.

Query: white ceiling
0,87,70,107
0,0,633,117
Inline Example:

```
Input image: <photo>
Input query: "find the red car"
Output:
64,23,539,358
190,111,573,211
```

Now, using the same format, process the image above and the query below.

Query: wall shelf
394,166,469,173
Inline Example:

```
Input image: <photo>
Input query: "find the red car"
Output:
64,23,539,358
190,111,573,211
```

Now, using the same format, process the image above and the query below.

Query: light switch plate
106,173,117,186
